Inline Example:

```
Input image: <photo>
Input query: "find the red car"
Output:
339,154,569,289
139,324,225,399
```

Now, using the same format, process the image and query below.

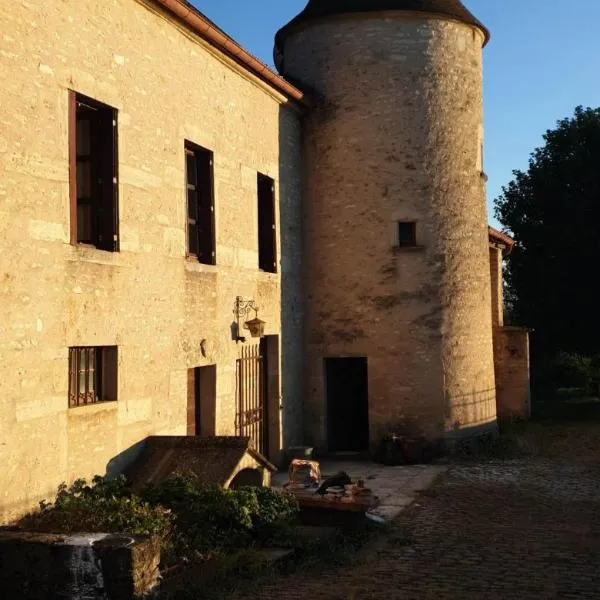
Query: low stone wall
493,327,532,420
0,531,160,599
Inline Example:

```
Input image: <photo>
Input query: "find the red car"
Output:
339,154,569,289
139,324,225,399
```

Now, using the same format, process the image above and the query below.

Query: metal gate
236,343,267,456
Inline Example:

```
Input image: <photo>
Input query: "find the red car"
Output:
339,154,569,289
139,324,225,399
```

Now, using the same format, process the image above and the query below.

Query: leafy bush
19,476,172,541
19,473,299,565
141,473,298,560
251,486,298,534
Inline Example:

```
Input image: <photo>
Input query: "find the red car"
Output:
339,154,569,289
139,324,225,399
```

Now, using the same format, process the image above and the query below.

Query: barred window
68,346,118,408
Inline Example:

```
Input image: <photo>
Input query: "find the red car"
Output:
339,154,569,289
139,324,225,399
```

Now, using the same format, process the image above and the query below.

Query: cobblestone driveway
238,424,600,600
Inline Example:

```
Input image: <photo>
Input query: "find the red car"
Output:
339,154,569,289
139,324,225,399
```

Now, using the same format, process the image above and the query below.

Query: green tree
495,106,600,359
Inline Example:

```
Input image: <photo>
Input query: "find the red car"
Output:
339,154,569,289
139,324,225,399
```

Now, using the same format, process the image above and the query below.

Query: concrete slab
273,461,447,523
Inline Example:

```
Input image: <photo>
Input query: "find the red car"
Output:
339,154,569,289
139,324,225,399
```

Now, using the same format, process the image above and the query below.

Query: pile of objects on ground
283,459,378,512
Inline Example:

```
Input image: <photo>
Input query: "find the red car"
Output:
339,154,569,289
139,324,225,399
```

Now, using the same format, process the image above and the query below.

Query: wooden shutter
186,148,200,257
68,91,78,245
197,150,215,265
96,107,118,252
258,174,277,273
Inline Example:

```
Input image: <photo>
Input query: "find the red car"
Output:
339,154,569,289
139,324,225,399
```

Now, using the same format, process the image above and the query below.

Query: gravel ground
231,422,600,600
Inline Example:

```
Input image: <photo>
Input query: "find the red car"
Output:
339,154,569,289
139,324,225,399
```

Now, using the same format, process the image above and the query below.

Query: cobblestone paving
237,425,600,600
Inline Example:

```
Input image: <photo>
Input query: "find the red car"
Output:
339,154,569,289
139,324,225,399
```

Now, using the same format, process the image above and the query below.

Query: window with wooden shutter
185,143,215,265
69,92,119,252
257,173,277,273
68,346,118,408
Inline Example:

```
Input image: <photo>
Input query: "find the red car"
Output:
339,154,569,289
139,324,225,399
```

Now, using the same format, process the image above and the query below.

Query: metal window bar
68,347,99,408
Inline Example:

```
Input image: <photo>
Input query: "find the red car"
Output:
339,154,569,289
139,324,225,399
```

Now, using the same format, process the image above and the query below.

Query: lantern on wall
244,316,266,339
233,296,266,342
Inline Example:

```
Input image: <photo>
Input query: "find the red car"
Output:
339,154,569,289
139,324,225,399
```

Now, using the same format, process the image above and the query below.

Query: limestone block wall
281,13,496,450
490,246,504,327
494,327,532,420
0,0,302,521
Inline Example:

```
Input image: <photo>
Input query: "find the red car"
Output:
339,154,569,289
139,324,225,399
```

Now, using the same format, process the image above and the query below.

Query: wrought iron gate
236,343,267,456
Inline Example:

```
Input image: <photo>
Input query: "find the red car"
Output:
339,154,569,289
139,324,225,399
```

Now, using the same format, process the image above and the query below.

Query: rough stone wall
0,532,160,599
489,246,504,327
494,328,531,420
0,0,302,521
282,13,496,450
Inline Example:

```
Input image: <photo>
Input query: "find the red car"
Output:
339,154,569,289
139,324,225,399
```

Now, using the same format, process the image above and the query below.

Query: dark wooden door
326,357,369,452
187,365,216,436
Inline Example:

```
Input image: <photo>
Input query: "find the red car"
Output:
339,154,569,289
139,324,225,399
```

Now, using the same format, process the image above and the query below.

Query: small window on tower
397,222,417,248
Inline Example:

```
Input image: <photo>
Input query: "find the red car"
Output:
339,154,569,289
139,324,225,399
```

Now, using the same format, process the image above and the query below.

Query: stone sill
67,401,118,417
185,259,281,278
68,244,127,267
185,258,219,274
393,245,426,254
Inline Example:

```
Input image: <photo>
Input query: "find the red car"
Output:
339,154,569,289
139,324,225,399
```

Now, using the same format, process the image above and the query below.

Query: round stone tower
276,1,497,452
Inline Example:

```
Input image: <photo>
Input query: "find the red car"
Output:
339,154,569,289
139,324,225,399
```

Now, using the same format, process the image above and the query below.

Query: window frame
184,142,216,265
68,346,118,408
68,91,120,252
397,221,418,248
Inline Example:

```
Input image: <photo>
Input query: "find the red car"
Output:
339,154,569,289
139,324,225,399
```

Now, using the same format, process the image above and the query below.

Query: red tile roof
488,226,514,256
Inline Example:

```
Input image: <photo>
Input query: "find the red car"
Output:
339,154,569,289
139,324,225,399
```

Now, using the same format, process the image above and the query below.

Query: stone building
0,0,530,521
275,0,530,452
489,228,531,421
0,0,305,523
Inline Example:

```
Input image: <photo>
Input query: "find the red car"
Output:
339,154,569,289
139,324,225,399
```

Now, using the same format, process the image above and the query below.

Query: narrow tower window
397,222,417,247
257,173,277,273
185,143,216,264
69,92,119,251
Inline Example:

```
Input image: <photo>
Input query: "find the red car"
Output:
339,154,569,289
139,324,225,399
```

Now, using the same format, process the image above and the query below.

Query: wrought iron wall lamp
233,296,266,343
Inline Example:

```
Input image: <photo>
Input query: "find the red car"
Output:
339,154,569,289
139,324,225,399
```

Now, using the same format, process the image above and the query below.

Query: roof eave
151,0,306,105
275,8,490,57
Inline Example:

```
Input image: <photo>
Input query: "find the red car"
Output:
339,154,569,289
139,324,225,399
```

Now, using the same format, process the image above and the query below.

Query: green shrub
251,486,298,535
141,473,298,560
18,473,299,565
19,476,172,541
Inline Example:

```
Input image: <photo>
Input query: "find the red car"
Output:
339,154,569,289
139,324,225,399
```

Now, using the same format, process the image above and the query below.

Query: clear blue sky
192,0,600,226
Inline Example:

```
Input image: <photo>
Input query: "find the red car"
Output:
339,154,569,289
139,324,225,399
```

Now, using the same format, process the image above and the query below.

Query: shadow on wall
278,104,304,451
105,439,148,479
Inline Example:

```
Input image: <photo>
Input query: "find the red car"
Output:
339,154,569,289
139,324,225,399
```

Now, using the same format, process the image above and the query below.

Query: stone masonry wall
489,246,504,327
0,0,302,522
494,327,532,420
282,13,496,450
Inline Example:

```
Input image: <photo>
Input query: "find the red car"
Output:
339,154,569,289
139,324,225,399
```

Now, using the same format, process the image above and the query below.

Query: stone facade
0,0,532,521
0,0,303,522
493,327,531,420
489,235,532,420
279,13,497,451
